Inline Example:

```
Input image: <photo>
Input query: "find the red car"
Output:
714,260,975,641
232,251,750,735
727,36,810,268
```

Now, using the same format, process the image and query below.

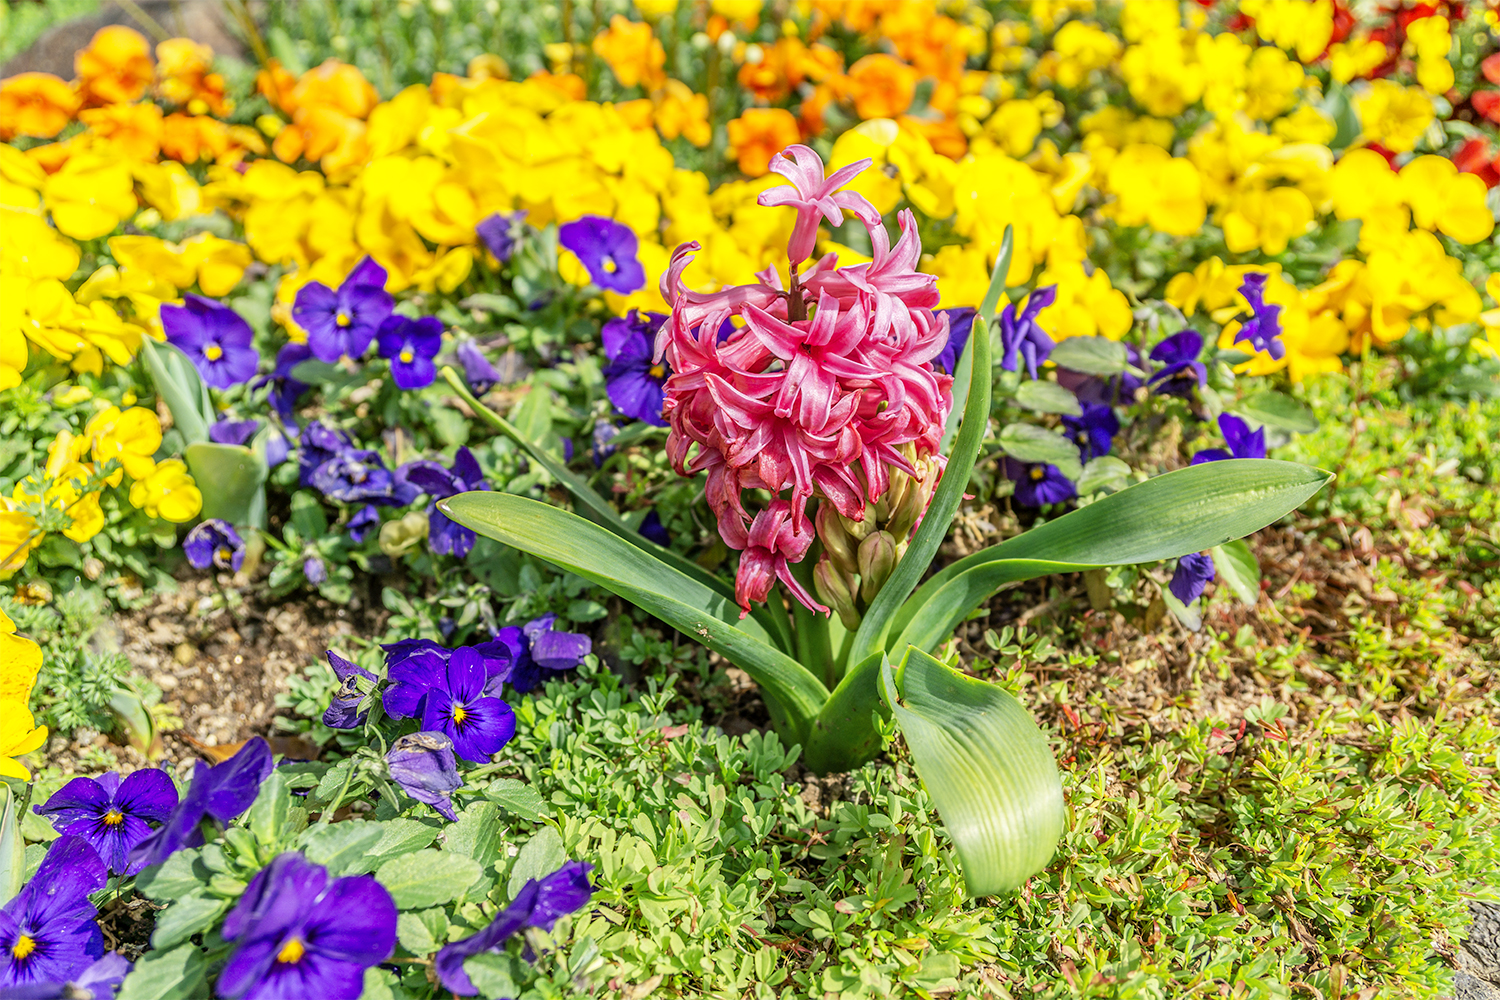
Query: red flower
1454,137,1500,188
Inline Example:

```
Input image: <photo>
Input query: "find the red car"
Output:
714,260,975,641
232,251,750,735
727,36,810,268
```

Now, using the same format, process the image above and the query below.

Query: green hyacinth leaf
185,442,268,526
140,338,212,445
881,648,1064,897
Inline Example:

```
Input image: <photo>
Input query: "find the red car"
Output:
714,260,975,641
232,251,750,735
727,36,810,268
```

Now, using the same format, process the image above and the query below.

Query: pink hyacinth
656,145,954,616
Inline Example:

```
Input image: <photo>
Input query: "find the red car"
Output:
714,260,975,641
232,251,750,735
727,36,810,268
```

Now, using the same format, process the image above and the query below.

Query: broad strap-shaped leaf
185,442,268,527
803,651,887,774
891,459,1331,649
440,492,827,742
848,227,1008,665
439,368,794,653
881,648,1064,896
141,338,212,445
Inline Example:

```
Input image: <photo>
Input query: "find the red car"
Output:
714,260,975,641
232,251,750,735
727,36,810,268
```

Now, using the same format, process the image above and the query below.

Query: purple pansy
0,951,132,1000
592,421,619,467
1004,458,1077,507
456,339,502,394
376,315,444,390
303,556,327,585
160,295,260,389
218,852,396,1000
0,836,108,990
1169,552,1216,604
933,307,976,375
419,648,517,764
639,509,670,547
128,737,274,870
403,447,489,558
1232,274,1284,359
435,861,594,996
1147,330,1207,398
385,732,463,822
309,446,417,506
998,285,1058,380
292,257,393,364
34,771,178,876
253,343,313,427
477,211,527,264
1191,413,1267,464
322,651,376,730
558,216,645,294
509,615,592,694
1061,403,1119,461
183,519,244,573
602,310,669,426
347,504,380,543
210,418,259,446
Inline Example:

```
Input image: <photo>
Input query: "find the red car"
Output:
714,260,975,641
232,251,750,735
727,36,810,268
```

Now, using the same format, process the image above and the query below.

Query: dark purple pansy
1004,458,1077,507
252,343,313,427
1169,552,1215,604
346,504,379,543
128,737,274,870
303,556,327,585
34,771,178,876
602,310,670,426
435,861,594,996
476,211,527,264
419,648,517,764
558,216,645,294
297,421,355,487
183,519,244,573
403,447,489,559
376,315,444,390
161,295,261,389
1191,412,1267,464
262,425,290,467
1061,403,1119,461
507,615,591,694
0,951,133,1000
1232,274,1284,359
932,307,976,374
998,286,1057,380
456,340,502,395
218,852,396,1000
1147,330,1207,398
385,731,463,822
292,257,393,364
310,448,416,506
322,651,376,731
639,509,670,547
0,836,108,990
210,418,259,446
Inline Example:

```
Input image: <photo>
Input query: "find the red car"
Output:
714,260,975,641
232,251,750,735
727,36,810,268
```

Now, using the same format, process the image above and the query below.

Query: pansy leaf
507,827,567,897
486,778,549,822
151,890,231,950
881,648,1064,896
998,423,1081,472
1236,390,1319,433
378,849,482,909
299,820,385,877
1015,380,1083,416
116,942,208,1000
1047,336,1129,376
1076,456,1132,495
1212,538,1262,605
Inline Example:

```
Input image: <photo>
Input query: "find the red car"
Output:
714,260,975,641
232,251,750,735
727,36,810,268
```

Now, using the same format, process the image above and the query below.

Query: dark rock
1464,901,1500,984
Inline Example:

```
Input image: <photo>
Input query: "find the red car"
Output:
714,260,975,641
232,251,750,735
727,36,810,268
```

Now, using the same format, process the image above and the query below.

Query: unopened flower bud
379,510,430,557
813,556,860,630
840,507,874,542
858,530,897,603
816,504,858,576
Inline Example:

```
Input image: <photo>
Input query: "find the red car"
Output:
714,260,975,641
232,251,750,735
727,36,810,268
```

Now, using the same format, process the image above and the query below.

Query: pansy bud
813,556,860,630
386,731,464,822
815,504,858,577
857,530,897,602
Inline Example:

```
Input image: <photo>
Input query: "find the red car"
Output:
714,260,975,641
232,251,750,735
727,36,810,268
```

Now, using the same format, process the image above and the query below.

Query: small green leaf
185,441,268,525
290,491,328,539
445,801,503,866
397,907,450,954
998,424,1082,479
1161,585,1203,632
299,821,386,877
1077,456,1131,495
508,827,566,897
134,849,208,901
346,818,441,873
1212,539,1261,605
881,648,1064,896
378,849,482,909
151,890,230,949
1015,380,1083,416
245,770,300,852
1047,336,1129,375
117,943,208,1000
464,952,523,1000
485,778,548,823
1236,390,1319,433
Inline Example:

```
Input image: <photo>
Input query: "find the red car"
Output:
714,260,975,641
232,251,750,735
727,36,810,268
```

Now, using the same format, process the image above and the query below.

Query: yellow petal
0,757,32,782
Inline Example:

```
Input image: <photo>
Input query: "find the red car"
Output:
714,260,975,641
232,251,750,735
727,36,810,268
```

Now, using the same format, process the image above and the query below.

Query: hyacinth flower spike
757,144,882,268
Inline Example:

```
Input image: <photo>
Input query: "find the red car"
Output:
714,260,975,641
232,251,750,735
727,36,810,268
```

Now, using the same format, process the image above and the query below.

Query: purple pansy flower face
385,731,463,822
347,504,380,543
601,310,670,426
1169,552,1216,603
160,295,261,389
434,860,594,996
418,647,517,764
35,770,178,876
218,852,396,1000
128,738,274,870
507,615,591,694
210,417,260,446
1191,412,1267,465
309,447,417,506
476,211,527,264
303,556,327,585
184,519,245,572
456,339,502,395
1061,402,1119,461
0,836,108,990
376,315,444,390
1232,274,1284,359
1004,458,1077,507
998,285,1057,380
558,216,646,294
292,257,393,364
322,651,377,730
403,447,489,558
1148,330,1207,398
933,307,976,375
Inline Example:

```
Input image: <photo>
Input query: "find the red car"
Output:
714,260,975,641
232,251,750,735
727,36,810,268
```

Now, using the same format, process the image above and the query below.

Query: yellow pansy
1328,36,1387,84
1398,156,1495,245
1242,0,1334,64
0,699,47,781
41,151,139,241
1243,46,1304,121
129,459,202,522
1103,144,1206,236
0,608,41,705
1405,16,1454,96
1475,275,1500,360
180,233,254,296
86,405,162,483
1220,185,1314,256
0,208,80,281
1035,260,1133,341
1354,80,1433,154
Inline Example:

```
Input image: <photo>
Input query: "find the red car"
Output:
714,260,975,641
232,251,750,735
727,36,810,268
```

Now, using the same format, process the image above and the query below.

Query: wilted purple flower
253,343,313,426
0,836,108,990
128,738,274,869
435,861,594,996
639,510,670,547
1147,330,1207,398
347,504,379,543
303,556,327,585
419,648,517,763
210,417,259,446
602,310,669,426
1004,458,1077,507
456,339,502,394
161,295,260,389
310,448,413,505
508,615,592,694
592,421,619,467
35,771,178,876
1191,413,1267,464
1061,403,1119,461
322,651,375,730
998,286,1058,380
558,216,645,294
403,447,489,558
292,257,393,364
1232,274,1284,360
0,951,133,1000
932,307,976,375
184,519,244,572
298,421,355,487
1169,552,1215,603
385,731,463,822
477,211,527,264
376,315,444,390
219,853,396,1000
